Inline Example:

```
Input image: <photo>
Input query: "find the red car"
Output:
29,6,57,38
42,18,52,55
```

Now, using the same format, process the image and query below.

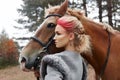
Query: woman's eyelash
55,32,61,35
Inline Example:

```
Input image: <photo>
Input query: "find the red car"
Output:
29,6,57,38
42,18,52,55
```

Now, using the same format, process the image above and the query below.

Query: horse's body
19,0,120,80
79,16,120,80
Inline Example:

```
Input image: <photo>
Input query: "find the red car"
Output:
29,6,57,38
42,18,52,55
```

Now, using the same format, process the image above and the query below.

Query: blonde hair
57,15,92,54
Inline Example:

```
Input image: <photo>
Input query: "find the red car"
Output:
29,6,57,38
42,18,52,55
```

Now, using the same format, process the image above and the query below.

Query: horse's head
19,0,68,71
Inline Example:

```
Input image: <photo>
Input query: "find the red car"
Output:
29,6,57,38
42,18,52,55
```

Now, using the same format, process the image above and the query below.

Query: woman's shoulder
41,53,70,74
55,50,82,59
40,54,71,80
41,53,66,66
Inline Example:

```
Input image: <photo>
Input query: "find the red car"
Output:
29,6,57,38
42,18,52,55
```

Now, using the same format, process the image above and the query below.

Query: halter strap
45,14,62,19
30,37,46,47
33,14,62,80
99,30,111,80
31,34,55,80
30,33,55,52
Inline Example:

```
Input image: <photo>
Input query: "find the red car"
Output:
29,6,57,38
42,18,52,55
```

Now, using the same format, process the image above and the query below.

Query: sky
0,0,24,38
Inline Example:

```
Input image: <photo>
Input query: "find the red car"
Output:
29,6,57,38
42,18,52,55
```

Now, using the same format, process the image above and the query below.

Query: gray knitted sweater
40,50,87,80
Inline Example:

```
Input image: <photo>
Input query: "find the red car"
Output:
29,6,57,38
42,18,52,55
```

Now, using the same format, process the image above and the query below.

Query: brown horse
18,0,67,74
19,0,120,80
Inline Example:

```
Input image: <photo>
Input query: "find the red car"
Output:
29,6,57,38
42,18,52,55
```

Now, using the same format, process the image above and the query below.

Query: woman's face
54,25,74,48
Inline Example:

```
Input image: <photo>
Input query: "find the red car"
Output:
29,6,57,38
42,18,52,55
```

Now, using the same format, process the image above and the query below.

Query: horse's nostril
21,57,26,63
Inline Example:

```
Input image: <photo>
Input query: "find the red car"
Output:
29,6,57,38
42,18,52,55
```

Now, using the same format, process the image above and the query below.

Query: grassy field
0,65,36,80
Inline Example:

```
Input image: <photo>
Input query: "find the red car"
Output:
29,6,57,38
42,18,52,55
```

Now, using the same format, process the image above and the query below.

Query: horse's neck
81,19,109,73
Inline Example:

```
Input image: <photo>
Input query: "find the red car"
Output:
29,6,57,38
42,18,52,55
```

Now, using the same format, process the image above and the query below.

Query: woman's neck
65,44,75,52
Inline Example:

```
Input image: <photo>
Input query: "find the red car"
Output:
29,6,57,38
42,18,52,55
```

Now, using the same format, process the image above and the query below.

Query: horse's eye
47,23,56,28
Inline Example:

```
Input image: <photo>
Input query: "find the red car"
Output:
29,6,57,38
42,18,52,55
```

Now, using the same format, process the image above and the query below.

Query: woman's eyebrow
55,31,61,34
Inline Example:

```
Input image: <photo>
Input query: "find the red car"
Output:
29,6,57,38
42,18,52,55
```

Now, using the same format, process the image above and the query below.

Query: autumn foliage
0,30,19,68
0,39,18,58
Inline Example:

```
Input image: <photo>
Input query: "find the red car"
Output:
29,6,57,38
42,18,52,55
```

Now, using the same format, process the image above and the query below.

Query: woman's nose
53,34,56,40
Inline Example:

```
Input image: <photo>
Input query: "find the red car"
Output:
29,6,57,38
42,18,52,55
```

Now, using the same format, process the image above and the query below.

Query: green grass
0,57,18,69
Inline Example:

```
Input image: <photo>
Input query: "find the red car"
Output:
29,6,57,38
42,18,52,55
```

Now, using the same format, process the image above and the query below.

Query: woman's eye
55,32,61,35
47,23,56,28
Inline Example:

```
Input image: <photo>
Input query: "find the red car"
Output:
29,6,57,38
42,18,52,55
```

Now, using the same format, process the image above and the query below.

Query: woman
40,15,91,80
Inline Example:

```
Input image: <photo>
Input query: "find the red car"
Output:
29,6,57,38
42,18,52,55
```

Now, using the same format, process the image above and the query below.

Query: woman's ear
69,32,74,41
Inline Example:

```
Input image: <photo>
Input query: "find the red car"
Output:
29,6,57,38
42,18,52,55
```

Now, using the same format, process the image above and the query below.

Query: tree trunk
82,0,87,17
97,0,103,22
107,0,113,27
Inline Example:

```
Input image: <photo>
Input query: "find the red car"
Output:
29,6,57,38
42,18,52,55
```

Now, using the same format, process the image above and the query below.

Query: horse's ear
48,4,52,8
56,0,68,15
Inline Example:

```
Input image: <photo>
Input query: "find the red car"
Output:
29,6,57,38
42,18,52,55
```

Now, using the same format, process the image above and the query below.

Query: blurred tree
16,0,120,33
82,0,87,16
0,29,9,57
97,0,103,22
112,0,120,28
107,0,113,26
0,30,19,68
102,0,120,27
17,0,64,32
5,39,18,59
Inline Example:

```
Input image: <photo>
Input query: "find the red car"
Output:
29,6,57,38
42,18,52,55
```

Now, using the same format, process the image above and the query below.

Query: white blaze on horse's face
19,16,59,71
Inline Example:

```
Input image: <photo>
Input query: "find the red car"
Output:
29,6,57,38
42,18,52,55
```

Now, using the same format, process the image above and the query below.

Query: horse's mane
45,5,118,33
102,23,119,33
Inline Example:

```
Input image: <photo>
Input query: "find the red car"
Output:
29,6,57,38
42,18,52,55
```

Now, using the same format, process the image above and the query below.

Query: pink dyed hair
57,17,75,32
